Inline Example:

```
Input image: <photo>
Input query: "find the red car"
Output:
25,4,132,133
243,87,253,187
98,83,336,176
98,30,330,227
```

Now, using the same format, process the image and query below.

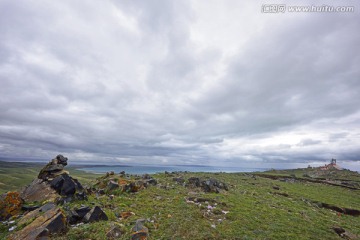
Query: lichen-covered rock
38,155,68,180
0,191,23,221
131,219,149,240
9,204,67,240
20,179,58,203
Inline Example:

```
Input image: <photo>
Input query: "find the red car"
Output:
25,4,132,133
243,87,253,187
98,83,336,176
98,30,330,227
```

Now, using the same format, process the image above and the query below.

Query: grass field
1,162,359,239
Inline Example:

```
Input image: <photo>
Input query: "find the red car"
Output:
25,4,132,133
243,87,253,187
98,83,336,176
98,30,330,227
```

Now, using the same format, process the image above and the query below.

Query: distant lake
77,165,268,174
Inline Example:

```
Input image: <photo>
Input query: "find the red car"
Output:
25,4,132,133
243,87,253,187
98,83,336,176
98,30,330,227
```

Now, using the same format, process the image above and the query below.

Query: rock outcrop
186,177,228,193
20,178,58,203
9,203,67,240
21,154,86,203
1,155,102,239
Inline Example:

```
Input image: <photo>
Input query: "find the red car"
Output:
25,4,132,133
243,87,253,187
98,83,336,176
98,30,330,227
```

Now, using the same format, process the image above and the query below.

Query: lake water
77,165,268,174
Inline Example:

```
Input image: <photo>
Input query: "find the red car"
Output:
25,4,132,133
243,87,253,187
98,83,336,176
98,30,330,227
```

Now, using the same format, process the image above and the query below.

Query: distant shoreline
76,165,270,175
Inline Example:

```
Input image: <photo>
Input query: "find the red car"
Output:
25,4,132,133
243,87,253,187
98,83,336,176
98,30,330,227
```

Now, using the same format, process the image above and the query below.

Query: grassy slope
61,171,359,239
1,163,359,239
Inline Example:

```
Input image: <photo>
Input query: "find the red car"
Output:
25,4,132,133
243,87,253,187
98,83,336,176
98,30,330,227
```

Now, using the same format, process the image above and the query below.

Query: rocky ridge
0,155,108,239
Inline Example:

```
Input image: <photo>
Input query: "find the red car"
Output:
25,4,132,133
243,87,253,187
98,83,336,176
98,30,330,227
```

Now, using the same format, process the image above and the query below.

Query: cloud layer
0,0,359,169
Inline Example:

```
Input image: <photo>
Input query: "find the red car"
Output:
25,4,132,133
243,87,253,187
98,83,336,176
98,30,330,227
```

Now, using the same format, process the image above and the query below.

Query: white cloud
0,0,359,170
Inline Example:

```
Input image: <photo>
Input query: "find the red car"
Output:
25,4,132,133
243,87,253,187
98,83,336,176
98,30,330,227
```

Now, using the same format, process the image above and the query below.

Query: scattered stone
107,180,120,191
273,192,289,197
201,179,229,193
273,186,280,190
106,225,123,239
186,177,228,193
123,182,139,193
142,174,151,179
98,189,106,195
8,226,17,232
83,206,108,223
131,219,149,240
173,177,185,184
67,206,91,225
187,177,201,187
121,211,134,219
332,226,358,239
146,178,157,186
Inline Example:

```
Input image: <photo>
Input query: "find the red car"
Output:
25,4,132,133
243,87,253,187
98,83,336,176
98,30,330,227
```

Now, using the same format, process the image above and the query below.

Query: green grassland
1,162,359,239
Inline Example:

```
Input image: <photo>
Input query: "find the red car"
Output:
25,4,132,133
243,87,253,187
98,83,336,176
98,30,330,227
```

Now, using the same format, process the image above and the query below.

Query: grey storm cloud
0,0,359,170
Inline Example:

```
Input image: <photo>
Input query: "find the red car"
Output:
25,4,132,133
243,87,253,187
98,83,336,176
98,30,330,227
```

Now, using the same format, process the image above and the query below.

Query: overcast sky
0,0,359,170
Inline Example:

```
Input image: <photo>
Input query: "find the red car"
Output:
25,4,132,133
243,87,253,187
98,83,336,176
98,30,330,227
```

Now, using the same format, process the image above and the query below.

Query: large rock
38,154,68,180
50,174,83,196
9,204,67,240
20,178,59,203
83,206,108,223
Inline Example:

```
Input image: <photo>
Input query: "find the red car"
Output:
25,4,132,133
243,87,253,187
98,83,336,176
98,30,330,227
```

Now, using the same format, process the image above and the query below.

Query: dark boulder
68,206,91,224
49,171,86,201
55,154,68,166
83,206,108,223
50,174,76,196
60,175,76,196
